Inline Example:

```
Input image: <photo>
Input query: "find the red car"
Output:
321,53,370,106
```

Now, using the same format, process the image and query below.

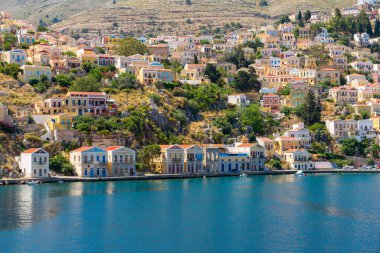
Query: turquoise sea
1,174,380,253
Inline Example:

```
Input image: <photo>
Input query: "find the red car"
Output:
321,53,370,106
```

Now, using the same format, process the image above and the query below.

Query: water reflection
0,185,60,231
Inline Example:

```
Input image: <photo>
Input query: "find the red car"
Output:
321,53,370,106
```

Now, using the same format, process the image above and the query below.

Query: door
130,168,134,176
90,169,94,177
78,109,83,115
102,168,106,177
39,169,42,177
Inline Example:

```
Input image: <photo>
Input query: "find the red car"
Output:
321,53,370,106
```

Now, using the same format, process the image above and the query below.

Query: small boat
296,170,305,176
27,181,38,186
203,176,206,179
58,180,64,184
240,173,248,177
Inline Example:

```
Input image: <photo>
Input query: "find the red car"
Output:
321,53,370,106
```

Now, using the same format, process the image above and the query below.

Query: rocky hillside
1,0,356,34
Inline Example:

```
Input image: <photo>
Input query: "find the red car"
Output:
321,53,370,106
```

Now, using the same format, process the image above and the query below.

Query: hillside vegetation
1,0,356,34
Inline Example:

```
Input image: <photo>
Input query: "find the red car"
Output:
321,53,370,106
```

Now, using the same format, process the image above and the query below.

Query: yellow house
80,53,99,65
257,137,275,158
19,65,52,82
46,113,74,131
372,116,380,131
274,136,300,155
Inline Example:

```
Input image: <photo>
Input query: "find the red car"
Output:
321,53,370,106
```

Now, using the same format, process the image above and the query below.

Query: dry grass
1,0,355,35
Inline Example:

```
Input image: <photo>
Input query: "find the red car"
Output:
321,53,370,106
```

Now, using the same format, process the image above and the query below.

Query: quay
1,170,380,185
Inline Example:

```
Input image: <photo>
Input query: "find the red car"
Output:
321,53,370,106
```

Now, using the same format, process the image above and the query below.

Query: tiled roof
71,146,92,152
237,143,257,147
23,148,40,154
105,146,123,151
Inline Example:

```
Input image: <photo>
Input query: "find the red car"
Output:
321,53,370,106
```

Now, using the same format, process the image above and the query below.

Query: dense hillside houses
5,1,380,179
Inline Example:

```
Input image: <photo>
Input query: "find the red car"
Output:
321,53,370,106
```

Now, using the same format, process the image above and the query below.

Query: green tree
138,144,161,173
241,104,265,135
111,73,137,90
112,37,148,56
294,90,322,126
225,45,251,68
69,76,101,92
304,10,312,21
277,15,291,25
3,33,17,49
55,74,74,88
297,11,302,22
341,138,364,156
375,19,380,36
204,64,222,83
0,63,21,79
232,68,261,92
49,155,75,176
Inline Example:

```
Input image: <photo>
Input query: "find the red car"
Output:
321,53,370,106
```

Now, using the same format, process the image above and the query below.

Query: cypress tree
358,22,364,33
366,21,373,36
375,19,380,36
297,11,302,21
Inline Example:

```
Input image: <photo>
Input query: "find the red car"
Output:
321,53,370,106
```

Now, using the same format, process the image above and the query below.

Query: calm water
1,174,380,253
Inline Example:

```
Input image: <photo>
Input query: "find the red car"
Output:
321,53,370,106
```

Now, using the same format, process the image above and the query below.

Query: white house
284,123,312,148
16,148,49,178
354,33,370,47
228,94,250,106
350,61,373,73
357,0,376,5
270,57,281,68
326,119,376,140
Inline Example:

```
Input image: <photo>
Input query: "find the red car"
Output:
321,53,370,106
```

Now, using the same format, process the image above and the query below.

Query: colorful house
19,65,52,82
105,146,136,176
70,147,108,177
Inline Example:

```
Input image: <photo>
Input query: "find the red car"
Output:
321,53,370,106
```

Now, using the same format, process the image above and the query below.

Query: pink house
262,94,281,113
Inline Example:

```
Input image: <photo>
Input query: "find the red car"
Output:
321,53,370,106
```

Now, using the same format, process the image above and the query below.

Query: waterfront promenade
1,169,380,185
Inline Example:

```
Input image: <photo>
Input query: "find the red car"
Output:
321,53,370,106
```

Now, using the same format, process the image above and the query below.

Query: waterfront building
283,149,314,170
15,148,49,178
227,143,266,171
202,144,227,173
105,146,136,176
219,153,250,172
70,147,108,177
156,145,185,174
179,145,204,173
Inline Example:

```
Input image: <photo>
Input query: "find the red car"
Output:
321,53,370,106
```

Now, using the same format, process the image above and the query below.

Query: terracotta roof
71,146,92,152
201,144,226,148
178,144,196,149
105,146,123,151
257,137,273,142
284,149,306,153
23,148,40,154
276,136,298,141
68,92,105,95
237,143,257,147
264,94,279,97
